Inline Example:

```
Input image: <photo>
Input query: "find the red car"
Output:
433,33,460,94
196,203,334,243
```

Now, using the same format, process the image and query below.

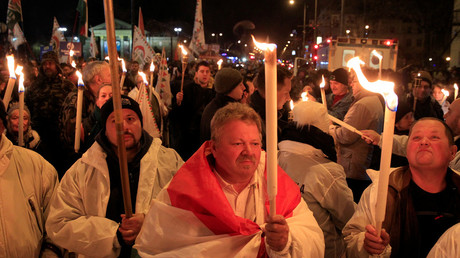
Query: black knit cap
214,68,243,94
330,68,349,86
100,95,143,131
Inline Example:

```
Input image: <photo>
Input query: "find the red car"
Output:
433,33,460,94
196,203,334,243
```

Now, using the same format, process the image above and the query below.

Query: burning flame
320,75,325,89
301,92,309,101
251,35,276,52
139,72,148,85
69,50,74,57
76,70,84,87
119,58,127,73
455,84,459,91
289,100,294,110
6,55,16,79
150,61,155,72
71,60,77,68
16,65,24,92
105,56,110,61
179,45,187,56
347,57,398,111
371,50,383,60
441,89,449,97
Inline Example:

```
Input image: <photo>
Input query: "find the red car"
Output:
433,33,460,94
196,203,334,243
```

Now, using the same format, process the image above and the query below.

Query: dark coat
200,94,238,143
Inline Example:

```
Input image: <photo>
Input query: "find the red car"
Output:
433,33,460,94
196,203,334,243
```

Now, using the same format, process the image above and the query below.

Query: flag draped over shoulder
155,48,172,107
135,144,325,257
132,25,155,70
76,0,88,37
50,17,65,54
189,0,206,56
89,28,99,58
138,7,145,36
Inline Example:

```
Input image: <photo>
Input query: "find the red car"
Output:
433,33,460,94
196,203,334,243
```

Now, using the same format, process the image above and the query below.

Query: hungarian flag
132,25,155,70
11,23,26,50
155,48,172,107
76,0,88,37
189,0,206,56
138,7,145,36
50,17,65,53
137,82,161,139
135,144,325,257
89,28,99,58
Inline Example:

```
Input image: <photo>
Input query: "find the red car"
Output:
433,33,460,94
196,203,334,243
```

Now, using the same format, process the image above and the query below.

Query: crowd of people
0,50,459,257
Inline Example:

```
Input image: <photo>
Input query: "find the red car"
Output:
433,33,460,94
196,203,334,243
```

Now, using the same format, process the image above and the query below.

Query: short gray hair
82,61,110,85
210,102,262,142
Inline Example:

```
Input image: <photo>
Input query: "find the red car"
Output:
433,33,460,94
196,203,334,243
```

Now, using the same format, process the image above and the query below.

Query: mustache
237,155,257,163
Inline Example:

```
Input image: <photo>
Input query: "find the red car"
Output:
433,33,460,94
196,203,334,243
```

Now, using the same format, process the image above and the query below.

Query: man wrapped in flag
136,102,324,257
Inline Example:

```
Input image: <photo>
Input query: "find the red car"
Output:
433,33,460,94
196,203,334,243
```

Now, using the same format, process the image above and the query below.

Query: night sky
1,0,305,46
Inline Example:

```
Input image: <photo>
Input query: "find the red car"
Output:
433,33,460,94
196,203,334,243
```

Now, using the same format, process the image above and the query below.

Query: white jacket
278,140,356,258
427,222,460,258
0,134,59,257
46,138,184,257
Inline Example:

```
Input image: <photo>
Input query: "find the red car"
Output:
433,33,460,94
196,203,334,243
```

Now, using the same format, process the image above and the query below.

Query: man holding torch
46,96,184,257
136,103,324,257
343,118,460,257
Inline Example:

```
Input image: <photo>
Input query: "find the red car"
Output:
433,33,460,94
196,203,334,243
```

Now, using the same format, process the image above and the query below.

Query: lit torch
320,75,327,110
454,83,458,100
4,55,16,109
252,35,278,216
217,59,223,70
441,89,449,104
74,70,84,153
16,65,24,146
119,58,126,92
150,61,155,87
179,45,188,93
347,56,398,237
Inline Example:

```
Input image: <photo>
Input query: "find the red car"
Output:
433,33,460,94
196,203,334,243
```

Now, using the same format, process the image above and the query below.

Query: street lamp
211,32,223,44
174,27,182,37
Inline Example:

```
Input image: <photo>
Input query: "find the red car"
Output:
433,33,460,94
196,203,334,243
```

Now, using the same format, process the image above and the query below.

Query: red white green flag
76,0,88,37
132,25,155,70
50,17,65,54
155,48,172,107
89,28,99,58
189,0,206,56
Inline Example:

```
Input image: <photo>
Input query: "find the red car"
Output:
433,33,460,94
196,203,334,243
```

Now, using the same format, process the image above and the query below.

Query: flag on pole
7,0,23,47
132,25,155,70
76,0,88,37
50,17,65,53
138,84,161,138
155,48,172,107
11,23,26,50
89,28,99,58
138,7,145,36
189,0,206,56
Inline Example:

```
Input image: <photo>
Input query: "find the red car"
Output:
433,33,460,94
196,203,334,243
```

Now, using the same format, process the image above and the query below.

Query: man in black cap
46,95,184,257
408,71,444,120
200,67,245,143
25,51,75,177
326,68,354,120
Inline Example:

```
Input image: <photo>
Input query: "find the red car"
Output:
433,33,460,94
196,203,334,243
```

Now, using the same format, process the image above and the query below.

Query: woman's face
8,109,29,133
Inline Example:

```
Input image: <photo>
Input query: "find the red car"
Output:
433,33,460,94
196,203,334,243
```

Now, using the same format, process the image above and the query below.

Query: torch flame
150,61,155,72
289,100,294,110
71,60,77,68
139,72,148,85
301,92,309,101
371,50,383,60
76,70,84,87
179,45,188,56
105,56,110,61
69,50,74,57
6,55,16,79
119,58,126,72
455,84,458,90
320,75,325,89
251,35,276,52
347,57,398,111
217,59,223,66
16,65,24,92
441,89,449,97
